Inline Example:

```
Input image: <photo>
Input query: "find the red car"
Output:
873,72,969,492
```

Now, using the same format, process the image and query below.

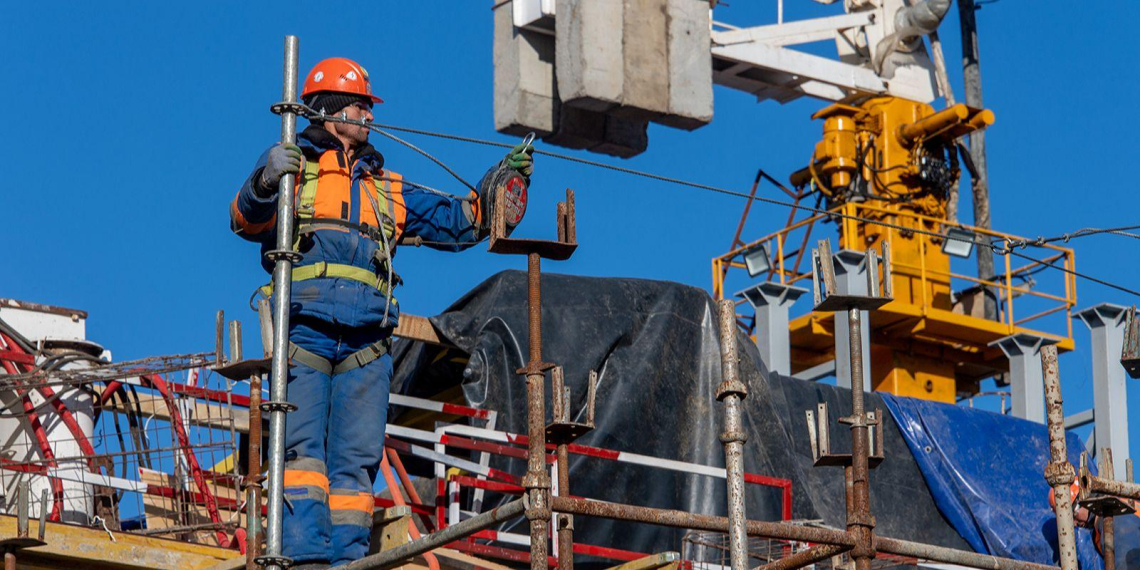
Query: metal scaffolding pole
957,0,996,321
716,299,749,570
260,34,300,570
1041,345,1079,570
845,307,875,570
523,252,551,570
343,499,526,570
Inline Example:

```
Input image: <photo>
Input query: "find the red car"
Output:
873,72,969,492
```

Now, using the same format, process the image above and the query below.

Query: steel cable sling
291,104,1140,297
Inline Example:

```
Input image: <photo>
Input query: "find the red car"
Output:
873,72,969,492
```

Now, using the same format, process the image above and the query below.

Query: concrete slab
493,0,558,136
659,0,713,130
555,0,623,112
613,0,670,121
591,116,649,158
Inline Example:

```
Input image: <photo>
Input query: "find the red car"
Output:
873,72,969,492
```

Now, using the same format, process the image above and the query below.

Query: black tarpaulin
390,270,969,556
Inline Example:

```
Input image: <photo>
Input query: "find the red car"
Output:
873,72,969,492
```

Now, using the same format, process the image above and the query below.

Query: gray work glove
256,144,302,197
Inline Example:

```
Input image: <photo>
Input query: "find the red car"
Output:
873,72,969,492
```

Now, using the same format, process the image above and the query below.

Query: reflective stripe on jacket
230,125,480,327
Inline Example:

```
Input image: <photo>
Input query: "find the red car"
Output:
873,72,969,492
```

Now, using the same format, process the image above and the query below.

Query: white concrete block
555,0,623,112
494,0,558,136
613,0,670,121
658,0,713,130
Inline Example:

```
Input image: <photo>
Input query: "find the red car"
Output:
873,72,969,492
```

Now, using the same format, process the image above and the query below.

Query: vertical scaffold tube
846,307,875,570
524,252,551,570
263,34,300,570
715,300,748,570
556,445,572,570
1041,345,1079,570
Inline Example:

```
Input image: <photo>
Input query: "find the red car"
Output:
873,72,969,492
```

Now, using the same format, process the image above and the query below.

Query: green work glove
504,143,535,178
257,143,303,196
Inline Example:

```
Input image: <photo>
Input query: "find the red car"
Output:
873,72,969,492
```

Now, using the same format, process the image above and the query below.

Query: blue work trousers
281,318,391,566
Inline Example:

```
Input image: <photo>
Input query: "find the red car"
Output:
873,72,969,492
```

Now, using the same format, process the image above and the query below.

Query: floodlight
942,227,975,259
743,244,771,277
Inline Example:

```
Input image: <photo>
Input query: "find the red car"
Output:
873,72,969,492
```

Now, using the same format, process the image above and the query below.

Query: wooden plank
140,468,245,548
606,552,681,570
0,513,239,570
102,392,249,433
393,314,452,348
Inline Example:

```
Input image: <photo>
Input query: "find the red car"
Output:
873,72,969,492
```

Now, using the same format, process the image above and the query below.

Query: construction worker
230,57,533,568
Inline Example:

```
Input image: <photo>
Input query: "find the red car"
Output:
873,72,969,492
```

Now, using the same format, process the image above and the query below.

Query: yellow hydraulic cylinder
897,104,969,146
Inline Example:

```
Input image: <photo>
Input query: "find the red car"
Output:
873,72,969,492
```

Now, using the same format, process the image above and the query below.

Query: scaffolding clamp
546,368,598,445
1077,451,1136,517
805,402,885,468
811,239,894,312
1121,306,1140,379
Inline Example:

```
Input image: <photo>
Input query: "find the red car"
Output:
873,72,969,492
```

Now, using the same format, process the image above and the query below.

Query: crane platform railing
713,202,1077,342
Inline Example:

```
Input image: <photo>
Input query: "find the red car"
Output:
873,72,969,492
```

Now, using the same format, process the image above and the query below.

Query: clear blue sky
3,2,1138,461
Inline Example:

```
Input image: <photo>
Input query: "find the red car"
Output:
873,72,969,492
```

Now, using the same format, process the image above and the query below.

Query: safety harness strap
259,261,392,298
288,339,390,376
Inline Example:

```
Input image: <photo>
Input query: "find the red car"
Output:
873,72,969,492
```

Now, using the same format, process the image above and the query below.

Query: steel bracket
255,555,295,568
806,402,885,467
811,239,894,312
1078,451,1137,517
1122,306,1140,379
260,400,298,413
264,249,304,263
213,357,272,381
489,187,578,261
269,101,309,117
546,369,598,444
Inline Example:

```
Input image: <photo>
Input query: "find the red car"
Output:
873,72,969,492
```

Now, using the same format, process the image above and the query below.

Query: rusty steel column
246,370,264,570
1041,344,1078,570
715,300,749,570
523,252,551,569
755,544,849,570
555,446,572,570
846,307,875,570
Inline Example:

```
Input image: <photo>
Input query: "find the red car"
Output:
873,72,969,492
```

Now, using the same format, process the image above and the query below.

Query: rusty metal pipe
551,496,1053,570
873,537,1057,570
754,544,849,570
556,445,572,570
524,252,551,570
845,307,875,570
3,552,13,570
898,104,969,146
1041,345,1079,570
550,496,854,546
246,371,264,570
1082,474,1140,501
343,499,526,570
716,300,749,570
1104,515,1115,570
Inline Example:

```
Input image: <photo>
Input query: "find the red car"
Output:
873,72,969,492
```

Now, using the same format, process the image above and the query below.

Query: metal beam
736,282,808,377
711,41,886,102
1064,409,1095,430
1074,303,1131,479
834,251,872,392
712,12,875,47
989,333,1058,423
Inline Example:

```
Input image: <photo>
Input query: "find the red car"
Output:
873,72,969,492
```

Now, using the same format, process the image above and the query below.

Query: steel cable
292,108,1140,298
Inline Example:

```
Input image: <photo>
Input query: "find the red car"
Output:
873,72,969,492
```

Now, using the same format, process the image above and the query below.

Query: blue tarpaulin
882,394,1105,569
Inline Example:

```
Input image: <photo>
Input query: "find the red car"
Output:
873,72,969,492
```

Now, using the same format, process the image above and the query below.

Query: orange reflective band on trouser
329,492,374,513
330,491,375,528
284,469,330,494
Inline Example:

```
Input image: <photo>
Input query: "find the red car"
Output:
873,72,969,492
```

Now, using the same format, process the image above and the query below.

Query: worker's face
335,101,373,148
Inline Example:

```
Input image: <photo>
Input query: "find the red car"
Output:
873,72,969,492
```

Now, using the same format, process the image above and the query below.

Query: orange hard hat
301,57,383,104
